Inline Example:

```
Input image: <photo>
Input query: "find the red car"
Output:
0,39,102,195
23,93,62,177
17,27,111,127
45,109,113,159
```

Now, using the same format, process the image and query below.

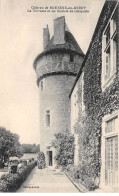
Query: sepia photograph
0,0,119,193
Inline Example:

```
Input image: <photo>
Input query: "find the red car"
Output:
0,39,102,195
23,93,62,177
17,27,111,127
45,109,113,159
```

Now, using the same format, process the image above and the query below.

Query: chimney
54,16,65,45
43,25,50,50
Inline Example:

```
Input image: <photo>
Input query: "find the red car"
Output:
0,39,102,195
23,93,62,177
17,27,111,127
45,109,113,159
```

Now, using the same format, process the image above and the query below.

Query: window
105,25,110,46
102,5,118,90
45,110,50,127
101,111,119,188
105,44,110,81
105,136,118,186
40,81,43,91
105,117,118,134
112,8,117,73
40,79,45,91
105,116,118,187
70,53,74,62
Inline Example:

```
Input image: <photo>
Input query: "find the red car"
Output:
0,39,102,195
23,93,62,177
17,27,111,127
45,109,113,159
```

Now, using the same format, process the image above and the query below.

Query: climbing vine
73,0,118,187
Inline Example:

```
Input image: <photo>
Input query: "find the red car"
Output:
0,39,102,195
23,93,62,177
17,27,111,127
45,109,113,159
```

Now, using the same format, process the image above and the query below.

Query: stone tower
33,16,84,167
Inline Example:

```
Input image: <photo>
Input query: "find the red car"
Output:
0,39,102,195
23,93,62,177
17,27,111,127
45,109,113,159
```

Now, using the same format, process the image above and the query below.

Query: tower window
45,110,50,127
40,81,43,91
70,53,74,62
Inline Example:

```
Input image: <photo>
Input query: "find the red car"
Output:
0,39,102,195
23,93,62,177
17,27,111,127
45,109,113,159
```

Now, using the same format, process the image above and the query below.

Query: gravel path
17,167,79,193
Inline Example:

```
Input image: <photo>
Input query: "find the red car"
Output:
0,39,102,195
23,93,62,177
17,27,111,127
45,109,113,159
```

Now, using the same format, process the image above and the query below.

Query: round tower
33,16,84,167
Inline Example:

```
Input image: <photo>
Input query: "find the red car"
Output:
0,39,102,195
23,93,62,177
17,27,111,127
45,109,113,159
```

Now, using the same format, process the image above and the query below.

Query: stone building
70,0,119,191
33,0,119,191
33,16,84,167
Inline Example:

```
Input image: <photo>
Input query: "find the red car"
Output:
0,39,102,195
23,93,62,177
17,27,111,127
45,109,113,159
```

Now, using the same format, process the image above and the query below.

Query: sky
0,0,105,144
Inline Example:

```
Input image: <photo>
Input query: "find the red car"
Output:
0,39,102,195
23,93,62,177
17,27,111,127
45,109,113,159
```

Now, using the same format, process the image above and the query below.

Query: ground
17,167,79,193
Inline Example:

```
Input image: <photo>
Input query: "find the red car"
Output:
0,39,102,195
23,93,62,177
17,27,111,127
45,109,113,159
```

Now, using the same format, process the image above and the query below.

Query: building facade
33,16,84,167
70,0,119,191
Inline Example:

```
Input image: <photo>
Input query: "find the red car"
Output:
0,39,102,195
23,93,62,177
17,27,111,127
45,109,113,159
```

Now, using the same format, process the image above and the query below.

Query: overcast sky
0,0,105,144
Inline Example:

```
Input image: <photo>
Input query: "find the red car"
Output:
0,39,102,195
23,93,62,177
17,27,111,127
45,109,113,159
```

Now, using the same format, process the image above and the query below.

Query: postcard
0,0,118,193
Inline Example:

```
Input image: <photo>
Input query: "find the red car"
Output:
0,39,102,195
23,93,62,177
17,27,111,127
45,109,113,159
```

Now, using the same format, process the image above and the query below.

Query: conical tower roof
44,30,84,55
33,17,84,70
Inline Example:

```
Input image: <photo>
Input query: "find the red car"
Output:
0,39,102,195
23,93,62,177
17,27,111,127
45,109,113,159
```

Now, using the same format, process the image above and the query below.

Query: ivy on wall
73,0,118,187
52,132,75,167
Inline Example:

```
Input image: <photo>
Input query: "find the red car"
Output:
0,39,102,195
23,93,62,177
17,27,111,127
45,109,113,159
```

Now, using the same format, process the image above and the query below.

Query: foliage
37,152,46,169
72,1,118,189
21,143,40,154
0,127,23,165
52,132,75,167
37,151,45,160
66,164,98,191
0,161,36,192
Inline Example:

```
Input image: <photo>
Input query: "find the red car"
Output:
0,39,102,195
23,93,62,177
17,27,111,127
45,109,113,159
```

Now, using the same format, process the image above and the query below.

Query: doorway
47,151,53,166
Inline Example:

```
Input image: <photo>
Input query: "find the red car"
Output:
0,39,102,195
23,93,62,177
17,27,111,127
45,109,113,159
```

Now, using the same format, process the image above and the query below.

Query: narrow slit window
40,81,43,91
46,110,50,127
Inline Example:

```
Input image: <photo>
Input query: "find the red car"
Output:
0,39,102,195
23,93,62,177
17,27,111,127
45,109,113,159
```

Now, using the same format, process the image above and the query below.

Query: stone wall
35,52,83,85
36,51,83,155
39,74,76,153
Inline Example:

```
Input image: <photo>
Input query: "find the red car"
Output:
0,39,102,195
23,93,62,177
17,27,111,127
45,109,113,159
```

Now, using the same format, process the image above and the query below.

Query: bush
52,132,75,168
82,176,98,191
1,174,9,181
0,161,5,168
66,164,98,191
37,152,46,169
66,164,80,179
0,161,36,192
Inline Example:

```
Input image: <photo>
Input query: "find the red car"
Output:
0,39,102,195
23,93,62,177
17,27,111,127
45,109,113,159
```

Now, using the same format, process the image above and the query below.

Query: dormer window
102,5,118,90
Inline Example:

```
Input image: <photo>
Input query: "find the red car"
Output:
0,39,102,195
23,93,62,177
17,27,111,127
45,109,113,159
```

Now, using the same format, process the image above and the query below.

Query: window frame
102,3,118,91
100,110,119,189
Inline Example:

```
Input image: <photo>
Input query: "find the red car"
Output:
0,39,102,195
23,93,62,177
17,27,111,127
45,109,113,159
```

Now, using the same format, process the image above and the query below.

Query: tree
0,127,23,164
52,132,75,167
21,144,40,153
